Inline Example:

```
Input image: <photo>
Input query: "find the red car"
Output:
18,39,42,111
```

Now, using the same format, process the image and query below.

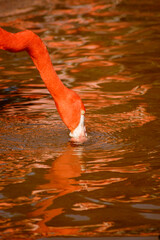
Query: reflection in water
27,145,113,237
29,145,82,236
0,0,160,239
0,137,159,239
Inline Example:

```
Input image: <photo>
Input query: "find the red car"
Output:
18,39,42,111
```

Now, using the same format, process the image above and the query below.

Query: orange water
0,0,160,239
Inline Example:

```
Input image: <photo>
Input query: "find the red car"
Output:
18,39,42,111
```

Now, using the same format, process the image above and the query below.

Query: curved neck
0,27,86,136
0,28,66,100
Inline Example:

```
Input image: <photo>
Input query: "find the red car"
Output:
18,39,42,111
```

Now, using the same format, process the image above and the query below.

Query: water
0,0,160,239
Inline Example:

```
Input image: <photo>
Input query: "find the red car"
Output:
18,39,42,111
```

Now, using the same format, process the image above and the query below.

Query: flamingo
0,27,86,140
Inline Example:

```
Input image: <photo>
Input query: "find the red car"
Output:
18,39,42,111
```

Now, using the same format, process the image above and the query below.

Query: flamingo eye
81,110,85,115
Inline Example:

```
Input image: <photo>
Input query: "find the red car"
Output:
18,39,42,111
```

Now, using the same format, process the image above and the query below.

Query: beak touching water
69,110,87,143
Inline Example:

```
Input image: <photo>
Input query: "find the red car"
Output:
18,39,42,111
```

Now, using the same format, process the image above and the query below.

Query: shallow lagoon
0,0,160,239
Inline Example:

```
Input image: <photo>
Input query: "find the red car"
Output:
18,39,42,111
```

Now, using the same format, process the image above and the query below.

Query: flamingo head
55,88,87,141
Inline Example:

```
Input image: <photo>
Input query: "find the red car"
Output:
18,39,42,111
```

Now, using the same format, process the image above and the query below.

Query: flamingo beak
69,110,87,142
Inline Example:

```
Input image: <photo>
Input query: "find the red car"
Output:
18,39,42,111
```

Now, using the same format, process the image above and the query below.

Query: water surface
0,0,160,239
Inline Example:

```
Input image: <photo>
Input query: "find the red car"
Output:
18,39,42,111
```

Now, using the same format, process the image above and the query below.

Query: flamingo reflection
29,144,84,236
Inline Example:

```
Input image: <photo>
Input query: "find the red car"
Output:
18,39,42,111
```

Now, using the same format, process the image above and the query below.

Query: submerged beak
69,111,87,142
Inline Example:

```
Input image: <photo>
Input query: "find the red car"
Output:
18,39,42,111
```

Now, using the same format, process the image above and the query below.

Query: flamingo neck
0,28,86,137
0,28,66,101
